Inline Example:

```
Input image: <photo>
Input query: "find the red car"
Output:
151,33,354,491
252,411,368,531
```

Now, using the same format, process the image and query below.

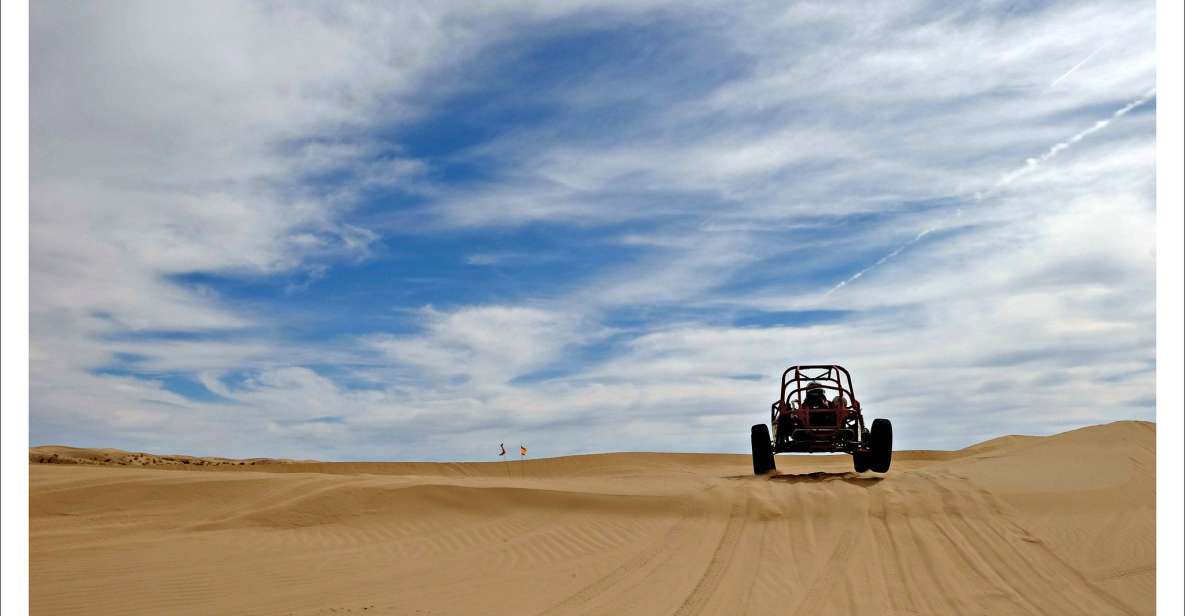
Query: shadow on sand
770,471,883,486
725,471,884,487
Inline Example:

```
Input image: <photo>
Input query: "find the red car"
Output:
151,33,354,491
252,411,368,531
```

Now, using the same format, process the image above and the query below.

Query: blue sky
30,0,1156,460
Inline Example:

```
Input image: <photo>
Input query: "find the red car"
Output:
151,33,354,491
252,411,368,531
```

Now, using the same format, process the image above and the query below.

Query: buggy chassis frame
770,364,868,454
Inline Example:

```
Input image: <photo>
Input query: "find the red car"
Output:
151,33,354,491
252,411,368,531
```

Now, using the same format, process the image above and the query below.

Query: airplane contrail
1046,45,1106,91
994,87,1155,189
824,87,1155,297
823,222,943,297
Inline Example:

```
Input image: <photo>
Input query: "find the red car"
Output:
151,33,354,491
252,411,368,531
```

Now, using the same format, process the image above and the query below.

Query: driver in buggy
776,382,832,446
803,382,830,408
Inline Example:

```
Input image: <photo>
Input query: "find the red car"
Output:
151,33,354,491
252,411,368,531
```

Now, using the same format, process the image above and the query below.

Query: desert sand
29,420,1154,615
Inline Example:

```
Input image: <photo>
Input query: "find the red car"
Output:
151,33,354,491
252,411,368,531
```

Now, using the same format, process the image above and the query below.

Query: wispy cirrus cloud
31,0,1156,459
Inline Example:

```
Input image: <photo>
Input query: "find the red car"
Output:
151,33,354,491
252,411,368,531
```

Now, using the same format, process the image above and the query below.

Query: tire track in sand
534,508,697,616
787,490,870,616
672,499,748,616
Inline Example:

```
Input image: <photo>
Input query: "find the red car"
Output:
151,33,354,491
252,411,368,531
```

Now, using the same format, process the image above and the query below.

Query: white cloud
369,305,594,386
29,0,1157,459
29,0,507,453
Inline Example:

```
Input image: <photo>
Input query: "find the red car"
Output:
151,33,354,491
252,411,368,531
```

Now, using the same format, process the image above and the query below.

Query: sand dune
29,421,1155,615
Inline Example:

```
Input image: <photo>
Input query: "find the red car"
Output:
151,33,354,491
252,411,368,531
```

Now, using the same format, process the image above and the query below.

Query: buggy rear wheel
751,424,776,475
869,418,893,473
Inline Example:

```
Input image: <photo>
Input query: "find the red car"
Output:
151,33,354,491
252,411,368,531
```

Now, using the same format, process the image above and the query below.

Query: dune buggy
751,364,892,474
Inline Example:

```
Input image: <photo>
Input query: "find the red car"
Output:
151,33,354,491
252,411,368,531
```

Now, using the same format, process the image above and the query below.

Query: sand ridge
29,444,310,468
29,421,1155,615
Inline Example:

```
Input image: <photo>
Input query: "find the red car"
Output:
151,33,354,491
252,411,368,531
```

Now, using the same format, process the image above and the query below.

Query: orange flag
520,445,527,456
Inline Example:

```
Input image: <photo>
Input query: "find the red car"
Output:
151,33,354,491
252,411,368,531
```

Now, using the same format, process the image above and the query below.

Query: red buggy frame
751,364,892,474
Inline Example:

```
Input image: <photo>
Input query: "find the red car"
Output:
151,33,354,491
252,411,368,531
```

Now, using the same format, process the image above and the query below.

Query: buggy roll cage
771,365,861,426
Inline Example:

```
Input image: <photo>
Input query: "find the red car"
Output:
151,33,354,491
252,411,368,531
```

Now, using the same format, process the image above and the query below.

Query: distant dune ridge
28,444,311,468
29,421,1154,615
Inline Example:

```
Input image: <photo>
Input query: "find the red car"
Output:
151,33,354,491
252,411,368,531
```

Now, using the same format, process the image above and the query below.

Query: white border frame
1154,0,1185,613
1,0,31,613
2,2,1182,614
0,0,30,611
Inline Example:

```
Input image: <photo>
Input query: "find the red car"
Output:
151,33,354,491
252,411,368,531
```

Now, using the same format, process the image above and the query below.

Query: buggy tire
751,424,776,475
869,418,893,473
852,451,870,473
